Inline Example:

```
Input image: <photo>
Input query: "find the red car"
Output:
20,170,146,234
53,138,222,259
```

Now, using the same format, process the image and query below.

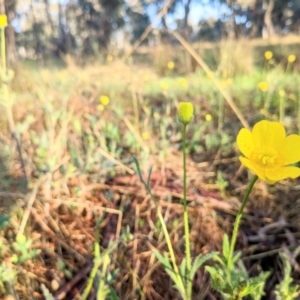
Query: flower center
260,154,275,165
252,148,279,167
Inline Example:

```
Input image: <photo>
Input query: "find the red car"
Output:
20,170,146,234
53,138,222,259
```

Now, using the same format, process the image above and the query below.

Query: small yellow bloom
143,73,150,81
167,61,175,69
226,78,233,85
142,132,150,140
107,54,113,62
258,81,268,92
278,89,285,97
161,82,169,90
205,114,212,122
288,54,296,63
178,102,194,125
237,120,300,183
98,104,105,111
100,95,109,106
207,71,214,79
178,77,187,87
264,51,273,60
153,112,159,120
0,15,7,27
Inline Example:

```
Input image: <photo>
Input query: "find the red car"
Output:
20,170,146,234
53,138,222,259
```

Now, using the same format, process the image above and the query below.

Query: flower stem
227,175,258,271
146,186,186,298
183,124,192,299
1,27,6,74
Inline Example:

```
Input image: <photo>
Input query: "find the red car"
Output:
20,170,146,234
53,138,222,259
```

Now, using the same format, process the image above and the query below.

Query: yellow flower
98,104,105,111
278,89,285,97
167,61,175,69
288,54,296,63
143,73,150,81
264,51,273,60
178,77,187,87
226,78,233,85
0,15,7,27
207,71,214,79
100,95,109,106
153,112,159,120
258,81,268,92
205,114,212,122
142,132,150,140
237,120,300,183
178,102,194,125
107,54,113,62
161,82,169,90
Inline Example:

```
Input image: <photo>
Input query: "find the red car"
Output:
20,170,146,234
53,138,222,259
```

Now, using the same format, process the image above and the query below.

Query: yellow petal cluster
0,15,7,27
264,51,273,60
100,95,109,106
288,54,296,63
237,120,300,183
258,81,268,92
167,61,175,69
178,102,194,125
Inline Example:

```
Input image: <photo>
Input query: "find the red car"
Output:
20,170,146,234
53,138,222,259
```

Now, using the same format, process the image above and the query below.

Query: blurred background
1,0,300,65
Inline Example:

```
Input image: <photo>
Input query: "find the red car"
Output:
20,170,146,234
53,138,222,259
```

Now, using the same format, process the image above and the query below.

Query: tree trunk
264,0,276,37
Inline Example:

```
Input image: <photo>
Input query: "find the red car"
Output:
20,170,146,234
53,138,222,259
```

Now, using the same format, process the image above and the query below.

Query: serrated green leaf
152,250,172,270
232,251,242,265
189,252,218,281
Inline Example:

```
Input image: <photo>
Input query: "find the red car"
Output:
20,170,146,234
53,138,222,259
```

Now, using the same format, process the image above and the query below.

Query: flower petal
280,134,300,165
252,120,286,150
266,166,300,182
239,156,266,181
237,128,254,158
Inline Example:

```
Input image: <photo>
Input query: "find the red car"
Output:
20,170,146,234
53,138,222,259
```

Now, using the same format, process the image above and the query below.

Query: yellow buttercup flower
98,104,105,111
100,95,109,106
237,120,300,183
107,54,113,62
288,54,296,63
264,51,273,60
278,89,285,97
167,61,175,69
205,114,212,122
0,15,7,27
153,112,159,120
161,82,169,90
178,77,187,87
258,81,268,92
142,132,150,140
178,102,194,125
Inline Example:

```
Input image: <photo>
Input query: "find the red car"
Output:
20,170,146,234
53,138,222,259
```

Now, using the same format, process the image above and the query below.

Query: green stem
227,175,258,271
183,124,192,299
146,186,186,298
1,27,6,75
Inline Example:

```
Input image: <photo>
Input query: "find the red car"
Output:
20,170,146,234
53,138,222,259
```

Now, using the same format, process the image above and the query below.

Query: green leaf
189,252,218,282
132,156,144,184
0,215,9,229
222,234,230,260
179,258,186,280
147,165,153,187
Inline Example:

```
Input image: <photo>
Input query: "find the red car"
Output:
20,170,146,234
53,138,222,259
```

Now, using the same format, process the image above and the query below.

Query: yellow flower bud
100,95,109,106
167,61,175,69
0,15,7,27
178,102,194,125
288,54,296,63
258,81,268,92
